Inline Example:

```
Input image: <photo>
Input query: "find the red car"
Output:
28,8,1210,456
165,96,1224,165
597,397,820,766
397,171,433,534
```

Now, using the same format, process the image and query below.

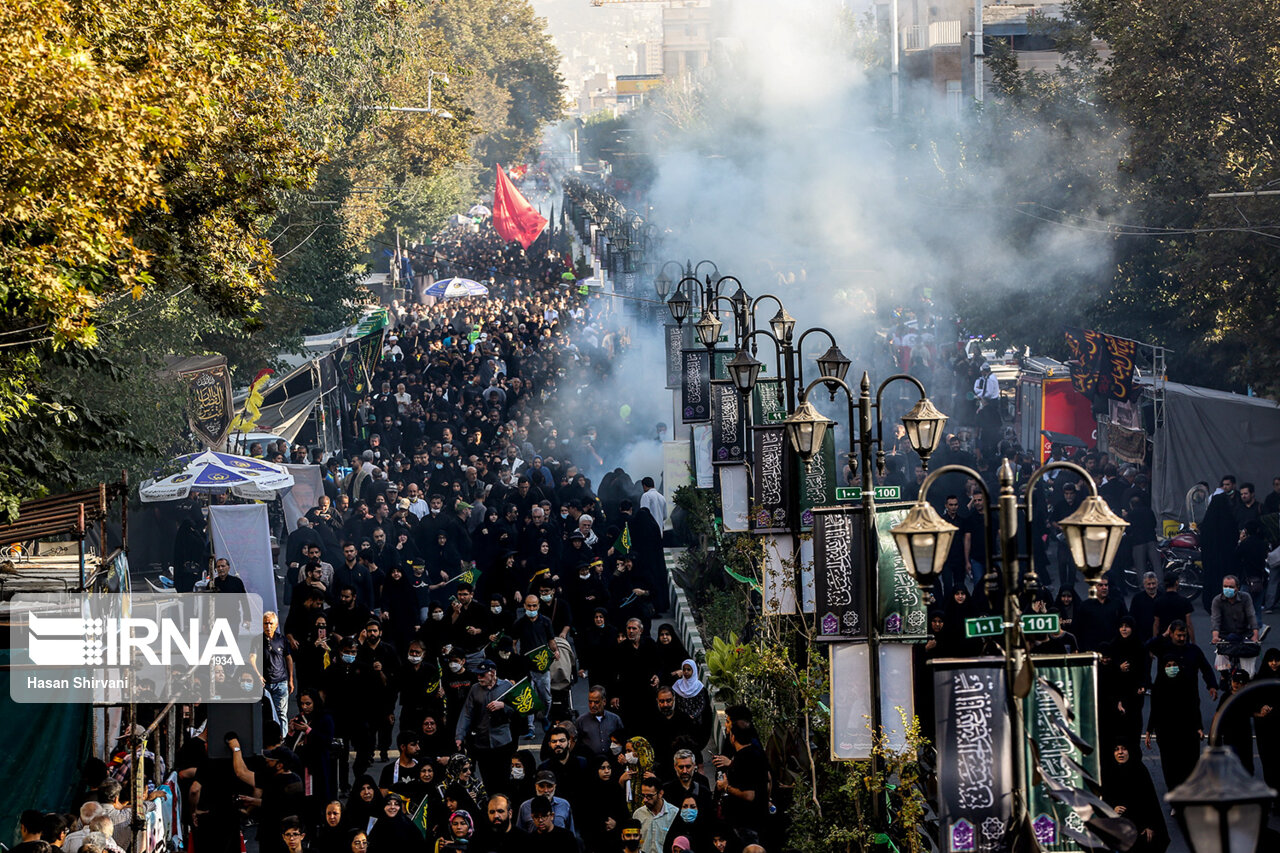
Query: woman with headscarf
630,506,667,608
314,801,348,853
366,794,425,853
941,586,981,655
414,601,451,661
378,563,418,653
290,688,337,801
1101,742,1169,853
576,754,629,852
423,531,465,588
345,829,369,853
620,736,655,813
671,659,713,748
444,753,486,810
1101,616,1150,749
577,607,617,684
434,810,474,852
1052,587,1078,634
1213,670,1256,774
1145,650,1204,791
1253,648,1280,797
655,624,690,685
344,776,382,834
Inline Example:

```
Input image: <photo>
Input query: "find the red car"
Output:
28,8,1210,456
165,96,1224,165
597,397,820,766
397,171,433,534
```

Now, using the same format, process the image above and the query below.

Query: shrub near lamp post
890,459,1128,840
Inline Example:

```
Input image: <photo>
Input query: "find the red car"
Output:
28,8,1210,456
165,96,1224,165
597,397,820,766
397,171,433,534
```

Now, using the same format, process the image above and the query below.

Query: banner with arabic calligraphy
1021,656,1100,852
179,360,234,449
681,349,711,423
813,506,867,639
1062,327,1136,402
711,381,746,464
336,330,385,397
799,430,838,529
875,508,928,640
750,425,792,532
665,324,689,389
933,658,1014,853
752,378,788,425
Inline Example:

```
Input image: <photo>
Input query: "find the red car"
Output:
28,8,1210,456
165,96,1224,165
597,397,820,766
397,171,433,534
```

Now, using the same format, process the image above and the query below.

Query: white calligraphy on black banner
933,659,1013,853
711,382,745,464
665,324,686,389
751,425,790,531
813,507,866,640
681,350,711,423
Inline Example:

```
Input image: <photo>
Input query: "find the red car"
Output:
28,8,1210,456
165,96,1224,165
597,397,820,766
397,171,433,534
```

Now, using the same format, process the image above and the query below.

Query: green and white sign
835,485,902,502
964,615,1003,639
1020,613,1060,635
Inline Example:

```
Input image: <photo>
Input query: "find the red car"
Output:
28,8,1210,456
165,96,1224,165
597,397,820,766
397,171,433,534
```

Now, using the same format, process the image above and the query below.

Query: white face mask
432,612,445,622
625,754,638,765
610,743,623,755
449,662,464,673
579,572,591,580
491,606,503,615
407,654,423,665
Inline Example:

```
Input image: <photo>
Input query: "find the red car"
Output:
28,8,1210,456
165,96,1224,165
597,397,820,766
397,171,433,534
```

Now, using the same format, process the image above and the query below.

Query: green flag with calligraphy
525,644,553,673
444,565,483,586
409,792,432,838
874,507,928,640
1021,655,1101,852
613,523,631,555
499,676,546,714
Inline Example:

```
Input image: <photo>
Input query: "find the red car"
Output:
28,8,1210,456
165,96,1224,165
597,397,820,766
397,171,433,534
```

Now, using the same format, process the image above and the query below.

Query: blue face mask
1223,587,1237,598
341,653,357,664
525,609,539,619
1164,665,1180,678
680,808,697,823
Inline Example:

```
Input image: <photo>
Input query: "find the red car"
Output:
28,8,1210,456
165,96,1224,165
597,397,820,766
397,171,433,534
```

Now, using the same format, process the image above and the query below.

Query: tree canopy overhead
0,0,566,517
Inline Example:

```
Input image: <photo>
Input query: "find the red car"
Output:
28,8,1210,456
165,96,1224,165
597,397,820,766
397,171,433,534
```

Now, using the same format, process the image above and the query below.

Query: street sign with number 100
964,616,1003,639
1019,613,1060,634
835,485,902,502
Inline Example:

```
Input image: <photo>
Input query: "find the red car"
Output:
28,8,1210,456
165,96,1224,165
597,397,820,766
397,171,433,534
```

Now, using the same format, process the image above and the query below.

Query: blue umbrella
138,450,295,502
424,277,490,299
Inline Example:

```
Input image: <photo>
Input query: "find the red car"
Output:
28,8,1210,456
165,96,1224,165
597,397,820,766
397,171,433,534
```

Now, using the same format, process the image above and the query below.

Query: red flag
492,164,547,249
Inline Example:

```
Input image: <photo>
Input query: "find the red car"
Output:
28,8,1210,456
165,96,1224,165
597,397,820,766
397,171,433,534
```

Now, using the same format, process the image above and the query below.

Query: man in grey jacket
455,659,518,792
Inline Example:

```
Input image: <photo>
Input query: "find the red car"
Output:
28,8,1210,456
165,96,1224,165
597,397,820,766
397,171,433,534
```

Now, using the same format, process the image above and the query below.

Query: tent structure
1153,381,1280,520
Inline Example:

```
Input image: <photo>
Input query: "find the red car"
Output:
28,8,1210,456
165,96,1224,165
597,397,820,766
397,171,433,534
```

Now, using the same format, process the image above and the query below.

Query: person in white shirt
640,477,667,526
973,364,1002,453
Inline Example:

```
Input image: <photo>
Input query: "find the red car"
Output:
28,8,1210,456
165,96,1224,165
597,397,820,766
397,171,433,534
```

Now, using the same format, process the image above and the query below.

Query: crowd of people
904,443,1280,852
16,218,782,853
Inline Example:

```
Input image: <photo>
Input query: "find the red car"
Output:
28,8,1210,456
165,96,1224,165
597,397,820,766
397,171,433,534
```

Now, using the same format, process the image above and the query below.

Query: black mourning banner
179,360,233,449
336,330,384,397
665,324,685,389
813,506,867,640
933,658,1014,853
1063,327,1137,402
750,425,792,532
681,349,711,423
711,381,745,464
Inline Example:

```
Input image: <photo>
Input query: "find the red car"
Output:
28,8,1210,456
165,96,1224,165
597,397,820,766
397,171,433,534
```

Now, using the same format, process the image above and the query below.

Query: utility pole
973,0,985,104
891,0,900,117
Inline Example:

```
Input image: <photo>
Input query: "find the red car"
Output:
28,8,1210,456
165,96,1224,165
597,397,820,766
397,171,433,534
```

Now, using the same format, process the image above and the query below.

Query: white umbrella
424,277,490,299
467,204,491,217
139,450,295,503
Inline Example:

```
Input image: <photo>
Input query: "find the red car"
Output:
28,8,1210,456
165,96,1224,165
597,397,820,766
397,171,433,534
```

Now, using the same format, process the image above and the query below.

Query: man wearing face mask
616,819,644,853
1210,573,1260,681
442,648,476,737
512,594,558,732
455,660,519,799
534,579,574,640
320,638,372,790
399,640,445,733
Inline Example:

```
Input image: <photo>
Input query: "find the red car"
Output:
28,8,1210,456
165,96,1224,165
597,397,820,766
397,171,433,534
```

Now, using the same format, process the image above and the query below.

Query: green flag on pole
613,523,631,555
409,794,432,838
525,644,553,673
499,676,546,715
443,565,483,586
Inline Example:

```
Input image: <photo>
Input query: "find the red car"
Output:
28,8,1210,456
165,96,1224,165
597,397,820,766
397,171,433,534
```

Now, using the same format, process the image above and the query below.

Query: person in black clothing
523,796,577,853
1072,577,1127,651
334,544,376,611
367,794,427,853
225,736,305,853
715,719,769,845
1048,483,1082,590
938,495,968,595
1236,519,1270,618
1101,617,1150,749
1152,574,1196,642
1200,478,1240,611
321,639,373,791
1253,649,1280,799
535,726,589,804
612,617,660,720
330,586,373,645
1101,743,1169,853
356,620,400,766
1214,670,1257,774
1128,572,1160,641
1123,495,1161,583
471,794,529,853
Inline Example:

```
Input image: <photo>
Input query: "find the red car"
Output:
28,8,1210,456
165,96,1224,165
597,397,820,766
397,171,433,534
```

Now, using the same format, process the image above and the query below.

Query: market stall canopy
424,277,489,299
139,451,294,503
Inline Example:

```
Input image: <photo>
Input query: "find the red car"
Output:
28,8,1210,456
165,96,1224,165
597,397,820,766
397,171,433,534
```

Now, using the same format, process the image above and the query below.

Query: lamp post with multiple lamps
889,458,1130,840
664,273,951,830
